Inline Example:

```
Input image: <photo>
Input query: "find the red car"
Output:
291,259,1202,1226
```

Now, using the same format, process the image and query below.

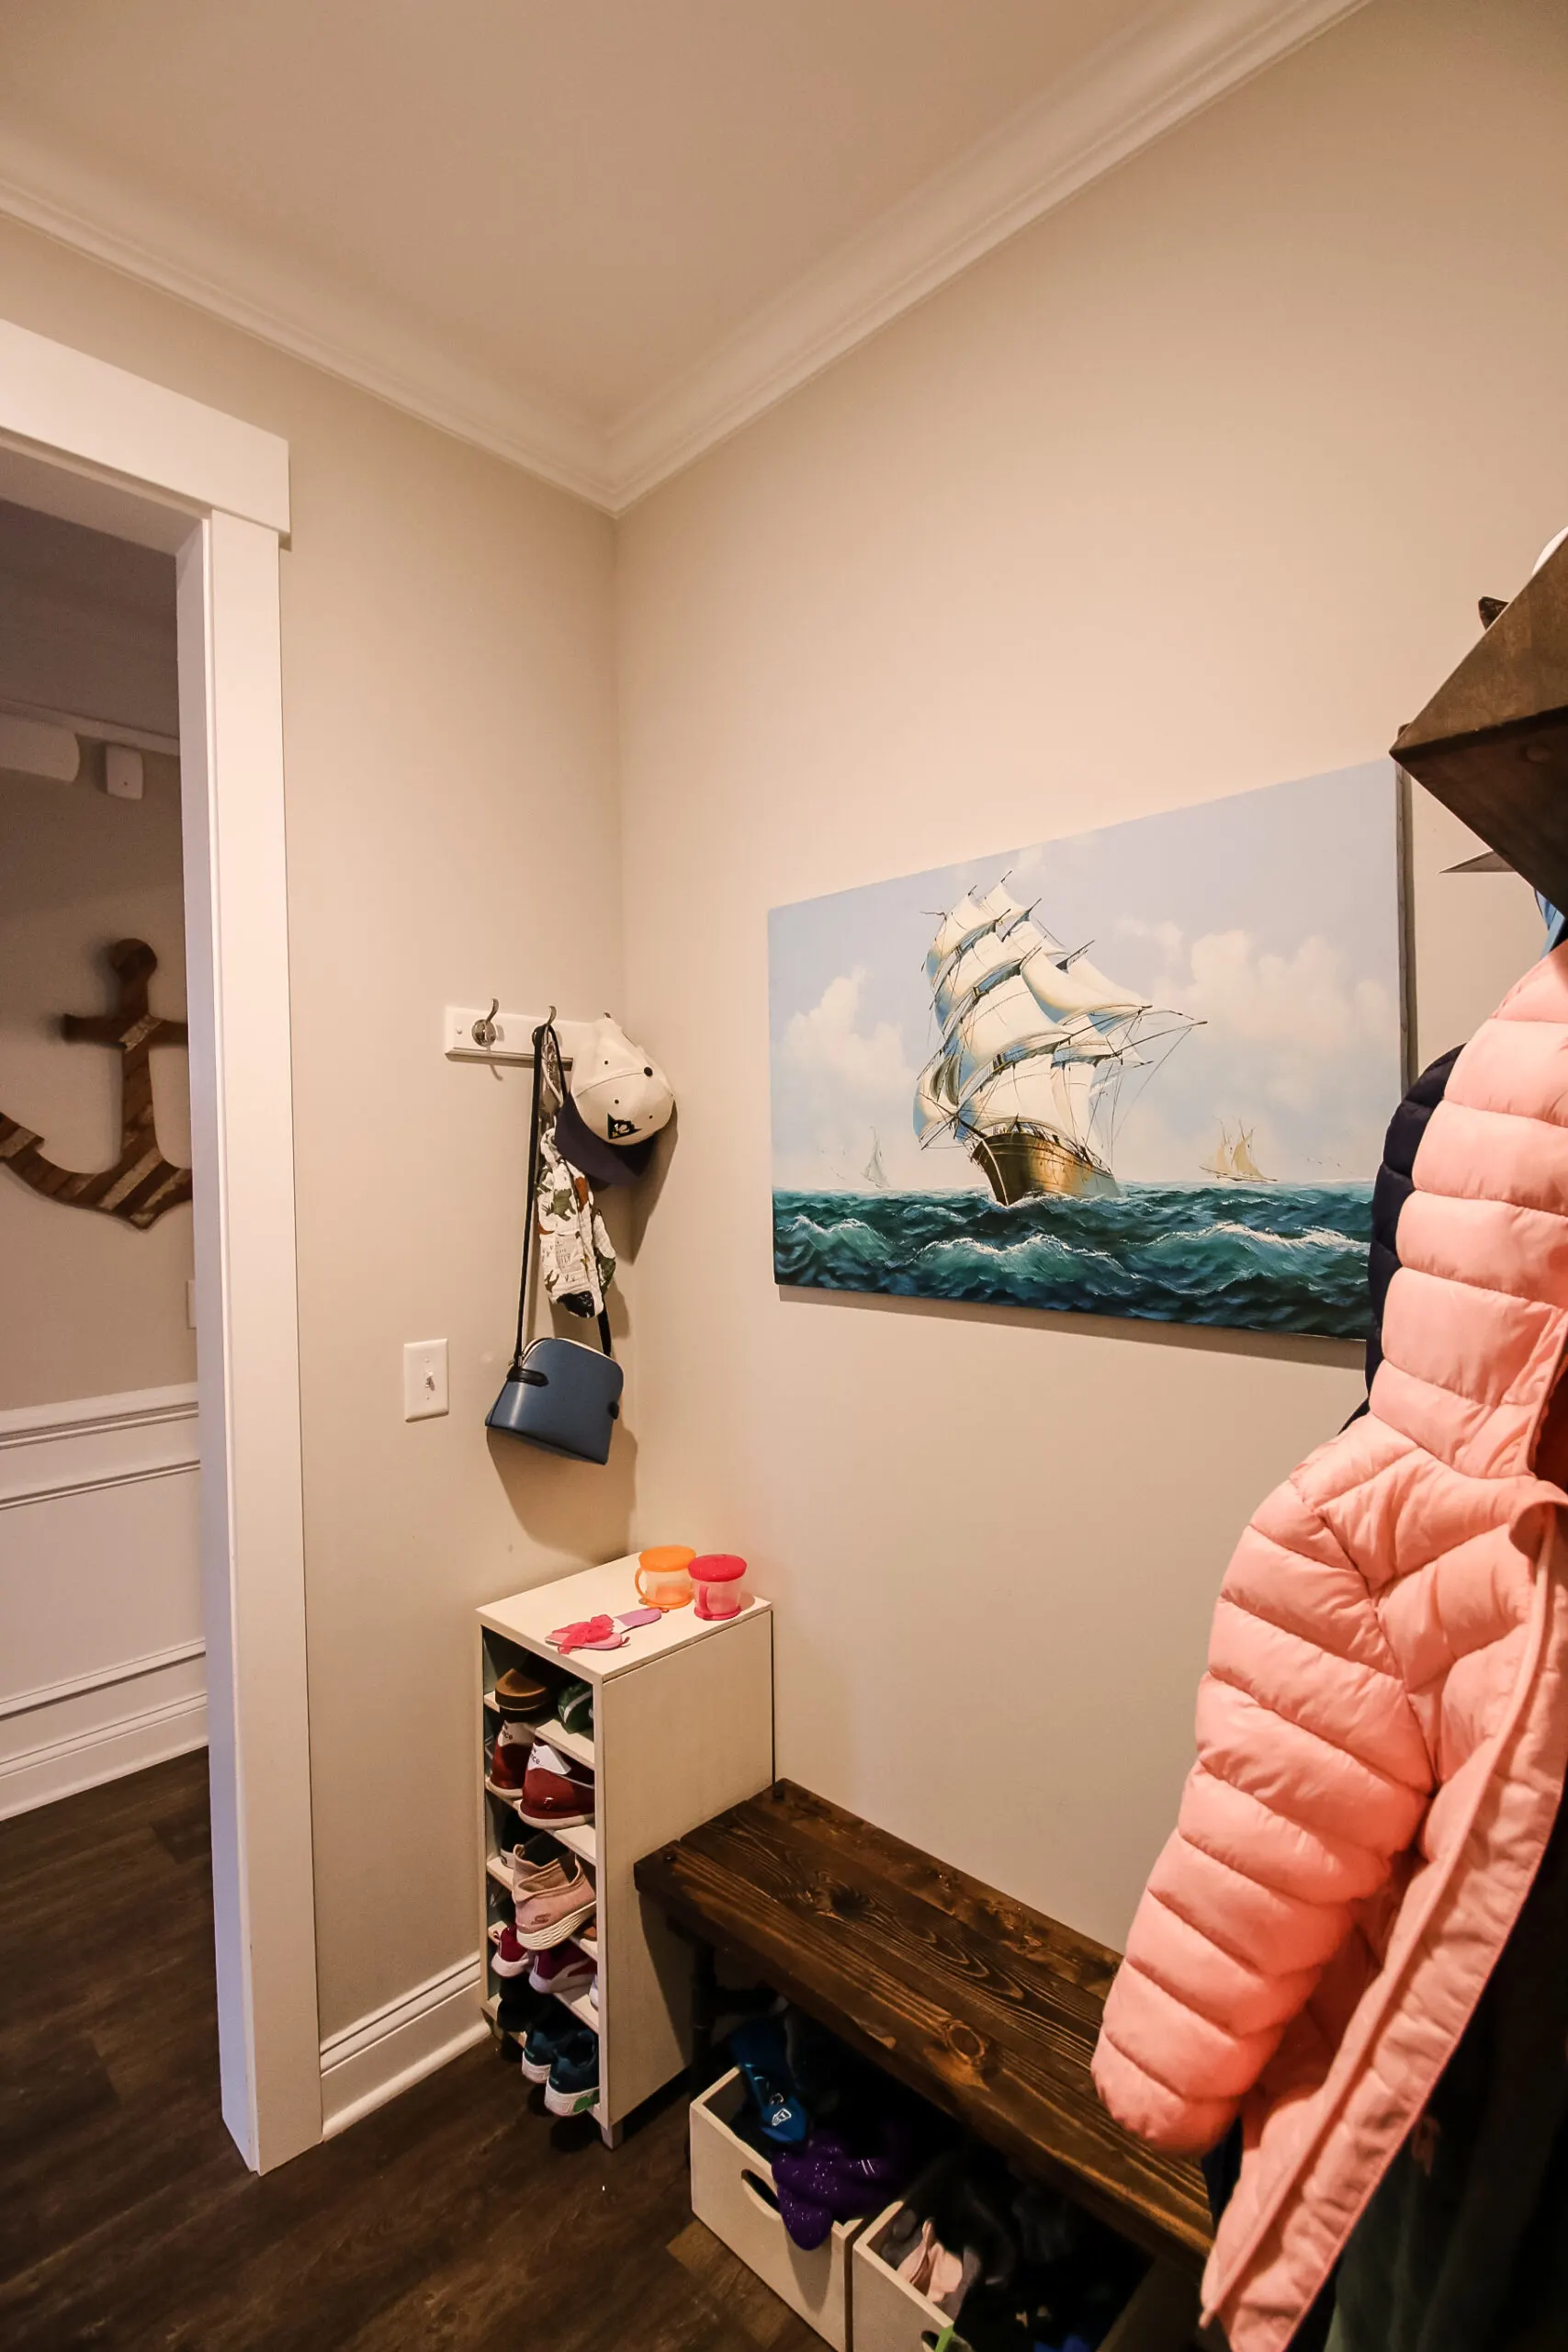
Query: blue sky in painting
768,763,1404,1193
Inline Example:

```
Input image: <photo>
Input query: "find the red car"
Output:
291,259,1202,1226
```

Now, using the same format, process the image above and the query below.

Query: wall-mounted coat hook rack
442,1005,595,1065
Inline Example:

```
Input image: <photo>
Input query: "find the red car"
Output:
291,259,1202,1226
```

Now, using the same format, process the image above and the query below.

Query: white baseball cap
572,1018,673,1148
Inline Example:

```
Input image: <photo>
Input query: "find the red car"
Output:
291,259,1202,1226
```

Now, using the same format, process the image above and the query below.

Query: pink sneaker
528,1940,595,1999
512,1838,596,1951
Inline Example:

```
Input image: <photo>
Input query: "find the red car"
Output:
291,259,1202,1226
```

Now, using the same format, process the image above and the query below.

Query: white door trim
0,317,321,2171
0,316,290,530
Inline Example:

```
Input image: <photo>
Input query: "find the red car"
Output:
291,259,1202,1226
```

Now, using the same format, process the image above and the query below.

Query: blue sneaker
544,2026,600,2116
729,2017,808,2144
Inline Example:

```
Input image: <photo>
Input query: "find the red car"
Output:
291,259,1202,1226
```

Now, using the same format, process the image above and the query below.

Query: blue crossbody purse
486,1020,623,1464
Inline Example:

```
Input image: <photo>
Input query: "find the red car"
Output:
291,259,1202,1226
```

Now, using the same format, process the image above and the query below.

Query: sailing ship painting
769,763,1404,1338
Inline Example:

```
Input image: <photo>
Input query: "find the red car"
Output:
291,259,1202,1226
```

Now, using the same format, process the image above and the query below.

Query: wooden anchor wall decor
0,938,193,1229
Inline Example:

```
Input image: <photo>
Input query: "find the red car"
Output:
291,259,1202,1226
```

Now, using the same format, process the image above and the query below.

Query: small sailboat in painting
1201,1121,1275,1184
863,1130,889,1190
1201,1123,1235,1180
914,882,1198,1205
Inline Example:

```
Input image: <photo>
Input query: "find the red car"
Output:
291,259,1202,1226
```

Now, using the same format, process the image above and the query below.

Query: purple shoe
773,2117,914,2223
772,2179,836,2250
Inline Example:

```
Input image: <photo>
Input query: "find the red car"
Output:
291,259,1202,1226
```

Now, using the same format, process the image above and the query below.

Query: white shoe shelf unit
479,1555,773,2149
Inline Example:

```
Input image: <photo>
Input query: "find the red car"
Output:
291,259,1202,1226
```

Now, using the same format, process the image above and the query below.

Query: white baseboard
0,1680,207,1818
320,1953,489,2140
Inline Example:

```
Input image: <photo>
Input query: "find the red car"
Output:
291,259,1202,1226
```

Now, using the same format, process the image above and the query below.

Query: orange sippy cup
635,1545,694,1610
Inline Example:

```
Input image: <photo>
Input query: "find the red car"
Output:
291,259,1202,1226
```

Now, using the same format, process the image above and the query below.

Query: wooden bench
635,1779,1212,2272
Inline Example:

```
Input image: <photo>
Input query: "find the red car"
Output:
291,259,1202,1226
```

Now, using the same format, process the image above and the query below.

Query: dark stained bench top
635,1779,1213,2268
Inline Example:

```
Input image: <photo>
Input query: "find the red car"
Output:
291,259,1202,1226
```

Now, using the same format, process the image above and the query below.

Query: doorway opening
0,323,321,2173
0,494,203,1821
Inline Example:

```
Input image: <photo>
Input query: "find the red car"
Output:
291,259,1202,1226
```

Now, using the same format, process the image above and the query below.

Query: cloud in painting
780,969,911,1093
1104,920,1400,1179
773,969,936,1190
1151,928,1394,1058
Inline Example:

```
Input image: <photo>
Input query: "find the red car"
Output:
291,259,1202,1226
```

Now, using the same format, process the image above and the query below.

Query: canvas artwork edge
767,761,1406,1342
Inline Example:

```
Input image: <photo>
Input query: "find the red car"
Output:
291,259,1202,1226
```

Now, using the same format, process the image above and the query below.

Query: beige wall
0,739,194,1408
615,0,1564,1950
0,217,626,2037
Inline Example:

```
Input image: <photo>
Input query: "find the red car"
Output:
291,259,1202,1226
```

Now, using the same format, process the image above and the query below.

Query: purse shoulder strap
509,1020,614,1373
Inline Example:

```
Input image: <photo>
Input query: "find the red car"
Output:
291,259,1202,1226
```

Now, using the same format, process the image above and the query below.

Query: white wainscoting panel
0,1382,205,1815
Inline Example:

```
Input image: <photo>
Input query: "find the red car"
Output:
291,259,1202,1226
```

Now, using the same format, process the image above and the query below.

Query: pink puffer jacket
1092,949,1568,2352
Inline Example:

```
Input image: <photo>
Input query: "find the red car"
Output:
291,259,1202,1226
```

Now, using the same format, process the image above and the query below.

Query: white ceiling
0,1,1366,510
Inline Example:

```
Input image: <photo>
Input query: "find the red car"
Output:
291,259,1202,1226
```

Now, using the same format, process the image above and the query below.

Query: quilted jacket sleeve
1090,1461,1434,2154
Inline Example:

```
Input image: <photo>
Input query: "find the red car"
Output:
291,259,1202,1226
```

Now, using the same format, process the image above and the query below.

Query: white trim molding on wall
0,1384,206,1819
319,1956,488,2143
0,316,321,2176
0,0,1370,510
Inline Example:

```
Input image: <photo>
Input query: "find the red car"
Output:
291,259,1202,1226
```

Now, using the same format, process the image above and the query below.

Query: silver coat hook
471,998,500,1048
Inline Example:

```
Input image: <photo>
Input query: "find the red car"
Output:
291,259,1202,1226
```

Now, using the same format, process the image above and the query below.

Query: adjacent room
1,4,1565,2348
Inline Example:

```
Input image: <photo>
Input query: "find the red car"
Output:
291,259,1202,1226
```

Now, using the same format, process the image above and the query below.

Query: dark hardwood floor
0,1752,818,2350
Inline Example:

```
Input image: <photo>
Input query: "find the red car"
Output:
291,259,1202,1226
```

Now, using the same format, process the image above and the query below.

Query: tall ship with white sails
915,882,1197,1206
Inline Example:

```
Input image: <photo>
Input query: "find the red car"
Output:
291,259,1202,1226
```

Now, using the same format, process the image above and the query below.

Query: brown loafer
493,1663,553,1722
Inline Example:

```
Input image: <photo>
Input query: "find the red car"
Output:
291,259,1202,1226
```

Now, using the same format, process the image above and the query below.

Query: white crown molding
0,139,615,509
0,0,1368,515
609,0,1371,504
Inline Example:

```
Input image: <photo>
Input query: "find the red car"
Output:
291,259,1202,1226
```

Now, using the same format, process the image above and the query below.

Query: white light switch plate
403,1338,449,1420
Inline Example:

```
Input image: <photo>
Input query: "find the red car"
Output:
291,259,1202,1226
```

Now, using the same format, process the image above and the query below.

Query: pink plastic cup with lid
690,1554,748,1621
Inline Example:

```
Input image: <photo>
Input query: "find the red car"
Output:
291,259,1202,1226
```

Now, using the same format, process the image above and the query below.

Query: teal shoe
517,2008,582,2086
544,2026,600,2116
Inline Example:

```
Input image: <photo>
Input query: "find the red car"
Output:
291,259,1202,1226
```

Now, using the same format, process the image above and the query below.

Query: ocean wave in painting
772,1183,1373,1339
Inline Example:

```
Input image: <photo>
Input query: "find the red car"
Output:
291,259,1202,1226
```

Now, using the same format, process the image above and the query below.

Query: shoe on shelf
488,1920,536,1979
517,1738,596,1829
557,1679,594,1740
544,2027,601,2117
527,1940,595,2000
578,1917,598,1958
494,1979,555,2041
493,1662,553,1722
484,1720,536,1800
729,2017,809,2145
517,2007,586,2086
589,1974,599,2013
512,1840,596,1951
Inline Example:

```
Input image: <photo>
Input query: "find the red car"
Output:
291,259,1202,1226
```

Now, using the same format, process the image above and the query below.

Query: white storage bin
850,2199,954,2352
690,2066,867,2351
852,2197,1200,2352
